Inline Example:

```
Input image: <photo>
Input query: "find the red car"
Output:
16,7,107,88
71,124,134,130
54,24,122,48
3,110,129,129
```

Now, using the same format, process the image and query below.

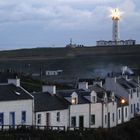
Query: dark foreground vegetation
1,117,140,140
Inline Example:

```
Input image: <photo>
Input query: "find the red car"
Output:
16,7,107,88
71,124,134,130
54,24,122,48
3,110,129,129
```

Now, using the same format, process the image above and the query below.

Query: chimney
42,85,56,94
8,78,20,87
78,82,88,90
94,81,103,87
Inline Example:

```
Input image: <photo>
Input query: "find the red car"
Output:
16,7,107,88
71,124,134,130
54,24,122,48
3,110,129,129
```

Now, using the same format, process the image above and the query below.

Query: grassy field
0,45,140,60
0,46,140,81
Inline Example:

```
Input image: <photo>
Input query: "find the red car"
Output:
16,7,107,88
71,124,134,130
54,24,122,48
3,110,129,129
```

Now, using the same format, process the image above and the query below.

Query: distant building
96,9,136,46
46,70,63,76
96,40,136,46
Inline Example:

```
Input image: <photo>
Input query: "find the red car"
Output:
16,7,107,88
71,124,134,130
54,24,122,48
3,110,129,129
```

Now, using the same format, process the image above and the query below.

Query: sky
0,0,140,50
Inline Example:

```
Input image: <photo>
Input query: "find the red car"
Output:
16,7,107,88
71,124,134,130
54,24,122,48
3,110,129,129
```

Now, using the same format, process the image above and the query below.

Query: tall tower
111,8,121,42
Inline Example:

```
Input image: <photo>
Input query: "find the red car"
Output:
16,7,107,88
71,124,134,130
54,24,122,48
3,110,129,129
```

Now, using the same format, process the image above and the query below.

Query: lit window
37,114,41,124
21,111,26,124
56,112,60,122
0,113,4,125
91,115,95,125
72,97,77,104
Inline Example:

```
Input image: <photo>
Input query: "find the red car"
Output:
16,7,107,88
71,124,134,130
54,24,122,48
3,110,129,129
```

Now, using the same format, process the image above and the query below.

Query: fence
0,125,90,132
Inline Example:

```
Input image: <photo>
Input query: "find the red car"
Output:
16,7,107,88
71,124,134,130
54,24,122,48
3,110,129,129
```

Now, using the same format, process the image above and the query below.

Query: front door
108,113,110,128
79,116,84,128
9,112,15,126
46,113,50,127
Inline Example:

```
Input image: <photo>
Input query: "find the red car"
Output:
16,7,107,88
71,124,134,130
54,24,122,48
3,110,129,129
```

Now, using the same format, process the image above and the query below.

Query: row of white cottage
0,75,140,129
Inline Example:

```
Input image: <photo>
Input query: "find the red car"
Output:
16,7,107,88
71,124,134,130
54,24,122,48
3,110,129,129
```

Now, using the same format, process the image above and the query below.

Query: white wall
90,103,102,128
70,104,89,128
35,109,69,128
0,99,33,125
107,102,117,127
117,106,129,124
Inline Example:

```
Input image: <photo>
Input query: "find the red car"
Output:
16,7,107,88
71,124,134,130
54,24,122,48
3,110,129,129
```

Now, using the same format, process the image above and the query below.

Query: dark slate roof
117,78,131,89
0,73,18,83
32,92,70,112
117,78,139,90
89,84,106,99
57,89,90,104
78,78,104,85
0,84,33,101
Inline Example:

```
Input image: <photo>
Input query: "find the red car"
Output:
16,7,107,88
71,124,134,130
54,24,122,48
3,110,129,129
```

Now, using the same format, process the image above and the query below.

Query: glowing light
121,99,126,104
72,98,77,104
111,8,121,20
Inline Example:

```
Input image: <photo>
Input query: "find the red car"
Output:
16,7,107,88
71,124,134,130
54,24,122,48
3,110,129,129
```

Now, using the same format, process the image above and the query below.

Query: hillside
0,45,140,80
0,45,140,60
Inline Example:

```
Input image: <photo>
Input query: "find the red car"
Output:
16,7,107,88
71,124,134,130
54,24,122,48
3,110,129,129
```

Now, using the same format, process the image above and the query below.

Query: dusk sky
0,0,139,50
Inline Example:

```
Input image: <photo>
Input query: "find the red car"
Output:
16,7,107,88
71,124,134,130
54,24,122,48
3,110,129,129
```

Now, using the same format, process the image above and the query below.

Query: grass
0,117,140,140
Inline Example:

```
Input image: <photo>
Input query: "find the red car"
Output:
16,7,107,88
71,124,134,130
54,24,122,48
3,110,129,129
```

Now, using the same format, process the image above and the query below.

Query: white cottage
32,85,70,128
0,78,34,126
57,83,117,129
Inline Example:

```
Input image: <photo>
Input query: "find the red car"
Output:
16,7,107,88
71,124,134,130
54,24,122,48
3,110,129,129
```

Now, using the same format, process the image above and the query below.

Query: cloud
0,0,139,49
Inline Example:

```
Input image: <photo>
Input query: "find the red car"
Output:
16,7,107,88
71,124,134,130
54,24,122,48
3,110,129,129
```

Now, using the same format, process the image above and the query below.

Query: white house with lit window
0,78,34,127
104,75,140,120
32,84,118,129
57,83,117,129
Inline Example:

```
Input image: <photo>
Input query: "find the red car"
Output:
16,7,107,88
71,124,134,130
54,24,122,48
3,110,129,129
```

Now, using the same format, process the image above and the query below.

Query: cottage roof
57,89,90,104
117,78,138,90
0,84,33,101
32,92,70,112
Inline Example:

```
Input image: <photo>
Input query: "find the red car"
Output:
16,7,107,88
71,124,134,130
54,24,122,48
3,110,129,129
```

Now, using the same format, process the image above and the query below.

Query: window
134,104,136,113
21,111,26,124
71,97,77,104
92,96,96,103
131,104,133,114
113,101,114,106
104,97,107,103
105,115,107,124
118,109,121,119
56,112,60,122
125,108,127,118
137,103,139,111
137,92,139,98
37,114,41,124
91,115,95,125
0,113,4,125
112,113,115,122
133,88,136,93
130,93,133,99
71,116,76,127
